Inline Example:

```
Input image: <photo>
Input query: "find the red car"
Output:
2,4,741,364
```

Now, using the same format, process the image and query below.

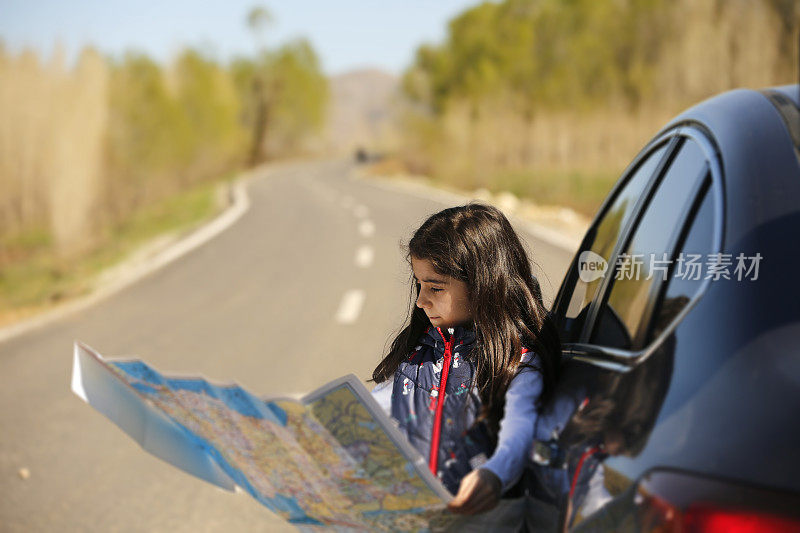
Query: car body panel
538,86,800,530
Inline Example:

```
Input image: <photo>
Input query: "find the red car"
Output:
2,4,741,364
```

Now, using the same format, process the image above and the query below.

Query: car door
537,126,722,531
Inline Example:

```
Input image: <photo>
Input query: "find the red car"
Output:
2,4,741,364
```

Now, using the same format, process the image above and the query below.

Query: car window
645,180,714,343
590,139,707,350
559,142,669,343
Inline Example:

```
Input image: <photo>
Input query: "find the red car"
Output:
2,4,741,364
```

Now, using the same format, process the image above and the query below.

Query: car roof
659,85,800,253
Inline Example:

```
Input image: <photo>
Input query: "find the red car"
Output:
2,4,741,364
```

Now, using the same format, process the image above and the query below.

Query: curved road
0,160,574,532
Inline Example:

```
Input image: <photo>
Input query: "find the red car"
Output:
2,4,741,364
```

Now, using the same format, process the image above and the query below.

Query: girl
372,203,561,517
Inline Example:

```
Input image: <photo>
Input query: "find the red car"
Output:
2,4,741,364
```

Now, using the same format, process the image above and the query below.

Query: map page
71,341,455,532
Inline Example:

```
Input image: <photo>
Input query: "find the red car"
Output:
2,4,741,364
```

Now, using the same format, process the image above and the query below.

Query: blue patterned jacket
390,324,496,494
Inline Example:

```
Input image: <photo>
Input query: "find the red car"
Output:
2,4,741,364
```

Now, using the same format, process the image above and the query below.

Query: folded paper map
71,341,455,532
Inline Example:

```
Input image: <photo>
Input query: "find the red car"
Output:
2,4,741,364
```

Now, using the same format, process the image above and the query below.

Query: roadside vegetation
0,8,328,325
395,0,798,217
0,180,223,325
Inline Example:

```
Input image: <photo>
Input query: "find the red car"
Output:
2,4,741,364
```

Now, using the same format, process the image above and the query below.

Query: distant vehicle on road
535,85,800,531
354,147,369,163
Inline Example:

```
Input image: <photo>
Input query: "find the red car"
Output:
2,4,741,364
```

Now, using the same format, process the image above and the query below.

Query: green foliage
247,5,274,34
104,50,247,225
106,53,192,191
267,39,329,152
173,49,247,177
404,0,673,114
105,37,327,217
233,38,328,160
399,0,794,211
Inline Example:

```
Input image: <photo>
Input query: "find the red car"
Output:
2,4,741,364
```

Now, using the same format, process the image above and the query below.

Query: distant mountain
325,68,400,155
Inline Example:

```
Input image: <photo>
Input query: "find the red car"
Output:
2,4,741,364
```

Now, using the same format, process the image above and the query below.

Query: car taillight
633,470,800,533
683,505,800,532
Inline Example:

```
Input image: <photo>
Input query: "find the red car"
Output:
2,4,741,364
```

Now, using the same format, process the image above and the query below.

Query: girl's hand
447,468,502,515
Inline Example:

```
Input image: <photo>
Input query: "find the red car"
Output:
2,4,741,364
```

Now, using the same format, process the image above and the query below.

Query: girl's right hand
446,468,502,515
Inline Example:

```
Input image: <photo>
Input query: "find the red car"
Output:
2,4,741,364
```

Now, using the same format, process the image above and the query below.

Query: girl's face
411,256,473,329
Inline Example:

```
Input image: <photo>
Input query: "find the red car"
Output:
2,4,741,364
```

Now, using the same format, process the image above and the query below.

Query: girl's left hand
447,468,502,515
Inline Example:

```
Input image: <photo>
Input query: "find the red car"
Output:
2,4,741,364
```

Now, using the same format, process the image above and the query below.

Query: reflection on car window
591,139,707,350
560,143,668,343
645,182,714,344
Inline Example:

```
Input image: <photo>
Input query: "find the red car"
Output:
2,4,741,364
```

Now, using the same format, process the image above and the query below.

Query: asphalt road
0,159,574,532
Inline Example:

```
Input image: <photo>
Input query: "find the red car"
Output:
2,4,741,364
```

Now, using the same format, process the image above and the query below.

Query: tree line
398,0,798,212
0,35,327,263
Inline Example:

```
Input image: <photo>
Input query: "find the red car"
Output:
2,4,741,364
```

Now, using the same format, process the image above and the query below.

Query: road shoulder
0,175,253,346
350,168,587,253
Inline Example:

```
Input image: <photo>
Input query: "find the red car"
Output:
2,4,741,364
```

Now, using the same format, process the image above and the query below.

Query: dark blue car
535,85,800,531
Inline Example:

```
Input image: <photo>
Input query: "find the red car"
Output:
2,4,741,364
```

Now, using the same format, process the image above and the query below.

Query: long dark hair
372,203,561,434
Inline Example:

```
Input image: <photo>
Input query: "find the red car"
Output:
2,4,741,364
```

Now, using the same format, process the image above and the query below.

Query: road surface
0,159,574,532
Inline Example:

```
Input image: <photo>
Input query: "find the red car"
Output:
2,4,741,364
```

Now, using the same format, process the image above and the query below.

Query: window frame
634,173,711,349
551,137,678,339
554,125,725,371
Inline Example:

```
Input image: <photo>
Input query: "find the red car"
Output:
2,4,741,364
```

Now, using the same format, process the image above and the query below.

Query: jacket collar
421,323,476,353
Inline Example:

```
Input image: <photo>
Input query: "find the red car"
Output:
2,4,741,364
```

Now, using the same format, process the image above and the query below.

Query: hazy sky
1,0,480,75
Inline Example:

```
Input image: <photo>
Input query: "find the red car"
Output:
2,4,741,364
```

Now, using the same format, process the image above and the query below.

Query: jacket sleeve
480,352,543,493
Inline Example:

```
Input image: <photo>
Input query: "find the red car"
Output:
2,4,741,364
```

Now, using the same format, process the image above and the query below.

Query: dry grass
0,47,108,260
0,45,253,325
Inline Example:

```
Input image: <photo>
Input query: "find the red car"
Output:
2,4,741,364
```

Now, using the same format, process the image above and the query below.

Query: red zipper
428,327,454,475
569,445,601,501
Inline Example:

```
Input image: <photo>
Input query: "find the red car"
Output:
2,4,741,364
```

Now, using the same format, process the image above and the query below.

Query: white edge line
0,175,254,346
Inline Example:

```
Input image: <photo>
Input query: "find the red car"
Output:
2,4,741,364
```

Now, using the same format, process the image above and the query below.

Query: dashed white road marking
358,220,375,237
355,245,374,268
353,205,369,218
335,290,365,324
